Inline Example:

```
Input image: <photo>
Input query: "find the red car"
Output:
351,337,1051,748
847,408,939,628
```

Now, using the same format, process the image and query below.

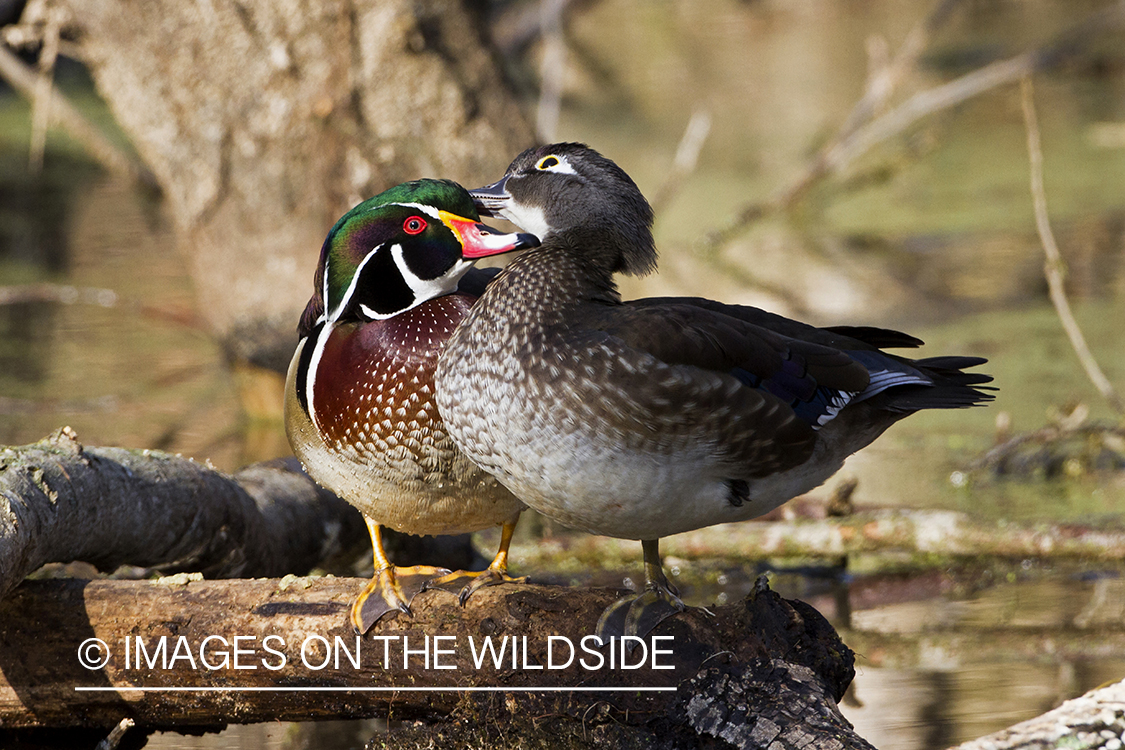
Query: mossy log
0,576,873,750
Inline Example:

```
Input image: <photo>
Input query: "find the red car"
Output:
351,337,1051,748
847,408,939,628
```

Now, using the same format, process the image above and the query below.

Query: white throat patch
499,203,551,239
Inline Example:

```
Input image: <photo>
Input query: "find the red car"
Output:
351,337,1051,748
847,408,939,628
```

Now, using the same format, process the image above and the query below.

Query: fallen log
0,576,873,749
509,508,1125,572
10,428,1125,614
946,678,1125,750
0,429,478,600
0,428,363,598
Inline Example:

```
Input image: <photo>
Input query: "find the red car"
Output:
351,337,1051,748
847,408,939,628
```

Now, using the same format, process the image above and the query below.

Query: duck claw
594,580,679,647
351,565,451,634
595,539,686,643
423,567,528,605
594,596,633,643
625,588,684,639
595,586,685,643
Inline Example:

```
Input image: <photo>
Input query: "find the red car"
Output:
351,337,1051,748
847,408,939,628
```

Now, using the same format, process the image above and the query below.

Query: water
843,571,1125,748
2,0,1125,747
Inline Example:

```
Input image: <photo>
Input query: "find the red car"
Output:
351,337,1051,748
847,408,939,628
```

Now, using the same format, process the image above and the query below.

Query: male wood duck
434,143,994,640
284,179,539,633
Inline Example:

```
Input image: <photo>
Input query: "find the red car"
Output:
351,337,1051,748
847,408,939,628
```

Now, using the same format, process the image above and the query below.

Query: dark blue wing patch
730,361,855,430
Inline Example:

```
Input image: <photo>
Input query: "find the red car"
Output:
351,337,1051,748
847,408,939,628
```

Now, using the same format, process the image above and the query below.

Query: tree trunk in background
60,0,534,374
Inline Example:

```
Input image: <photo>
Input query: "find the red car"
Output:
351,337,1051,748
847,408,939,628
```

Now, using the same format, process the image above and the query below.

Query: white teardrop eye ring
537,156,560,170
404,217,426,234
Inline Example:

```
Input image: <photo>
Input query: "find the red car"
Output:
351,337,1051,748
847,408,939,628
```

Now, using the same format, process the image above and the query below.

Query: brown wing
629,296,924,351
586,301,872,395
569,301,877,478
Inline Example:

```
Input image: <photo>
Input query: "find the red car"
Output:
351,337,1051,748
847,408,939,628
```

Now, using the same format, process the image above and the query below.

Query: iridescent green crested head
320,180,477,319
361,179,481,223
297,179,539,337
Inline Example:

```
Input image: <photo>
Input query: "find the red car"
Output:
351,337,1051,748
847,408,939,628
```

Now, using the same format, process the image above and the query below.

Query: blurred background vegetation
0,0,1123,747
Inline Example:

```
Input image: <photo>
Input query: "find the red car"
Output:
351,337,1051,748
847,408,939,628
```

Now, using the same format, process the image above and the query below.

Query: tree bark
0,576,873,750
0,427,371,598
59,0,535,373
0,428,480,600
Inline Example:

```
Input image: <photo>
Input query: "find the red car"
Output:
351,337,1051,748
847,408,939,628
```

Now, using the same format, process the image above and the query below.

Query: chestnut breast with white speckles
284,294,523,535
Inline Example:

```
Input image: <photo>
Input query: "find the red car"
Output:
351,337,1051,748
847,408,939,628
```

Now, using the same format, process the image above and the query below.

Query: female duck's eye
537,156,560,170
403,216,426,234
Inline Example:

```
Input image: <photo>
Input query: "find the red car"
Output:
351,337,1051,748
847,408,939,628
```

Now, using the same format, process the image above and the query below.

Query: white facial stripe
325,201,478,323
326,244,382,323
304,323,333,435
384,201,443,219
359,303,390,320
349,244,473,321
391,244,474,311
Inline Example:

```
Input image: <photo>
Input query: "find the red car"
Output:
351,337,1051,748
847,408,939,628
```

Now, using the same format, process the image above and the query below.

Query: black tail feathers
877,355,995,413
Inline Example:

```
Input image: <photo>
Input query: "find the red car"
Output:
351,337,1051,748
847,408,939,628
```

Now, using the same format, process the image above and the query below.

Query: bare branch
0,41,157,188
826,54,1025,175
835,0,963,156
0,283,117,307
95,718,134,750
705,0,1125,250
966,418,1124,474
701,0,962,250
512,508,1125,568
651,108,712,214
28,5,62,171
1020,76,1124,415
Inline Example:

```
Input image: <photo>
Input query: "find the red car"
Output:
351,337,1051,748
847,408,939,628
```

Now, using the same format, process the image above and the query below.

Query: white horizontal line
75,686,676,693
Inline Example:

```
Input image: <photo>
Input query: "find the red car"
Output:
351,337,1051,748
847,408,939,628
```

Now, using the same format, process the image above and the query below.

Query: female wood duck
284,179,539,633
435,143,994,640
